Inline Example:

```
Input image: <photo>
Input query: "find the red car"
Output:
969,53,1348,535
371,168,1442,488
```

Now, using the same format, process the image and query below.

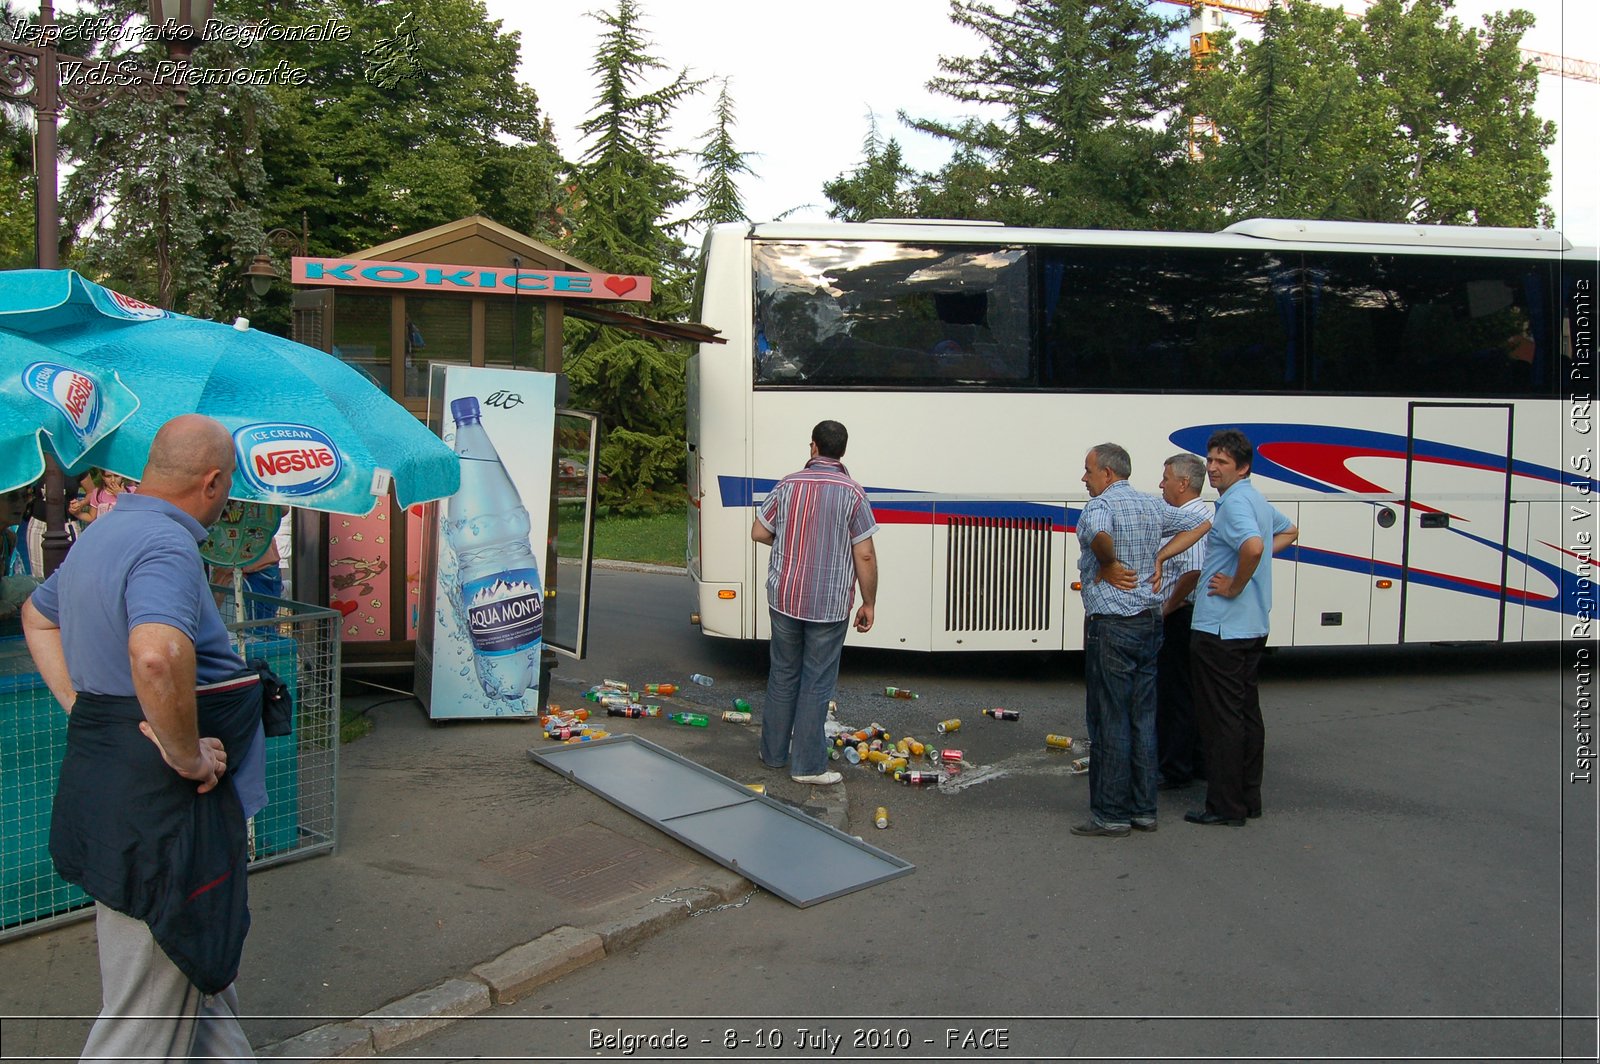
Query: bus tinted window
752,242,1033,387
1040,248,1300,392
1306,253,1557,397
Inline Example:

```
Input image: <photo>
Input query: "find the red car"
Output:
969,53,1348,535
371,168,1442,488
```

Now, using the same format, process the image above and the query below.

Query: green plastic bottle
667,711,709,727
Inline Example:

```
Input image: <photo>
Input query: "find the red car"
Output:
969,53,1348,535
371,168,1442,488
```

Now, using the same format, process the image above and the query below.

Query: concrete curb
590,559,686,576
259,869,753,1061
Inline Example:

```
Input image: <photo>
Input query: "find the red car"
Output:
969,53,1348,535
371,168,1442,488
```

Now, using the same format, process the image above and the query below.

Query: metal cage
0,594,341,942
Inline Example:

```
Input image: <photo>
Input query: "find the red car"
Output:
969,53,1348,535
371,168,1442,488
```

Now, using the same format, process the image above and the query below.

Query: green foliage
55,0,271,314
823,112,919,222
691,78,756,226
591,507,686,566
1185,0,1554,227
565,0,701,514
905,0,1192,228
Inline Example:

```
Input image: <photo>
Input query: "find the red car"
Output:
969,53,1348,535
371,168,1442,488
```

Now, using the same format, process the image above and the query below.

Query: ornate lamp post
245,213,310,297
0,0,214,574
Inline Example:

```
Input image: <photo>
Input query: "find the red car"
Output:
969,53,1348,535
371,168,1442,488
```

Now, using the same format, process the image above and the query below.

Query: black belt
1087,608,1159,622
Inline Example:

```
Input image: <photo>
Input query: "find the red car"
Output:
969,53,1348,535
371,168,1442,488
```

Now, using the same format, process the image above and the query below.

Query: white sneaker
791,771,842,786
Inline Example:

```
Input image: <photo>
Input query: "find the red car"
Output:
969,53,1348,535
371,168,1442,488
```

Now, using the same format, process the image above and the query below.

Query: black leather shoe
1184,809,1245,827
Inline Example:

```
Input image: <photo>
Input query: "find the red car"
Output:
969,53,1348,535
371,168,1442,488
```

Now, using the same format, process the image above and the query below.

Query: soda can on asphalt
722,710,752,724
940,748,963,764
1045,734,1074,751
936,718,961,735
1069,756,1090,774
879,756,908,775
874,806,890,829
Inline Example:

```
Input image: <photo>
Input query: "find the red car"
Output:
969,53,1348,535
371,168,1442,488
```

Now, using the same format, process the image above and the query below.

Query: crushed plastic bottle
689,673,714,687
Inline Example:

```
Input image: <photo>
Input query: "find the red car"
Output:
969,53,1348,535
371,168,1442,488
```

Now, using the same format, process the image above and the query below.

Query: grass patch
590,507,687,566
340,706,375,744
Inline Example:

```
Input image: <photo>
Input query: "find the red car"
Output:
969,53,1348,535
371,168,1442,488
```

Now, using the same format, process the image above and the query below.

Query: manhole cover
480,822,696,906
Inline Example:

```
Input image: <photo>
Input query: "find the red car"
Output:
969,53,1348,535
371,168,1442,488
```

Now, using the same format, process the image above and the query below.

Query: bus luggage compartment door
1401,403,1513,643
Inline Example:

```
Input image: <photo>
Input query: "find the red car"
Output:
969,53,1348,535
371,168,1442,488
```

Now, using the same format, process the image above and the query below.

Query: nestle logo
234,423,342,497
22,362,102,438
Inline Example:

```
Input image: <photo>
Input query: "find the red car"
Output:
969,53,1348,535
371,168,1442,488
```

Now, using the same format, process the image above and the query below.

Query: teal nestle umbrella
0,270,458,514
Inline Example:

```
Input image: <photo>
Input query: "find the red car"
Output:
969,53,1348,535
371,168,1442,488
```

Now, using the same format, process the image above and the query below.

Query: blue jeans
761,610,848,776
1084,611,1163,828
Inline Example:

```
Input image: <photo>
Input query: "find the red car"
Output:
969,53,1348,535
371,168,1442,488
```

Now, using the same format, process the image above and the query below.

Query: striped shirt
1158,497,1213,607
758,457,878,622
1077,480,1209,618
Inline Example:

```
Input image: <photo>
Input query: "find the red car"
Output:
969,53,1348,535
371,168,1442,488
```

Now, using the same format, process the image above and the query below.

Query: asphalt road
396,566,1595,1062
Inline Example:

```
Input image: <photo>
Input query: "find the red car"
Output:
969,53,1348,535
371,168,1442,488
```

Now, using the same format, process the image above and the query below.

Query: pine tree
565,0,702,513
822,112,919,222
691,78,756,226
906,0,1191,229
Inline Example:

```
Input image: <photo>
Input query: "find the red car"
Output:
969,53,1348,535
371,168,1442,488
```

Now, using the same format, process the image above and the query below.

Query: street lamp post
245,213,310,298
0,0,214,575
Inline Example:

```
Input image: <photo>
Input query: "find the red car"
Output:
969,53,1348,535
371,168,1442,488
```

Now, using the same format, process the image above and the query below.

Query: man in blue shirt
1073,443,1208,837
23,414,261,1061
1156,429,1297,827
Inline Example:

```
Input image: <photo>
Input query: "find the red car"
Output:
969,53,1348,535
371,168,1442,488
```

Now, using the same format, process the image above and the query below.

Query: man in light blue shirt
1156,429,1297,827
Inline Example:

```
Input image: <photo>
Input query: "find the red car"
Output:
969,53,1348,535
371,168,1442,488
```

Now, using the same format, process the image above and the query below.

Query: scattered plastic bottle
607,705,649,718
722,710,752,724
667,711,709,727
1045,734,1074,751
884,686,919,700
936,718,962,735
446,396,543,701
895,769,942,786
874,807,890,829
732,697,752,712
982,708,1021,721
639,704,664,718
843,746,862,765
541,708,589,725
644,683,677,696
689,673,714,687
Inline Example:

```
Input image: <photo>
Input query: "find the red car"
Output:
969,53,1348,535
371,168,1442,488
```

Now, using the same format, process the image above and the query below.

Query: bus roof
738,218,1575,256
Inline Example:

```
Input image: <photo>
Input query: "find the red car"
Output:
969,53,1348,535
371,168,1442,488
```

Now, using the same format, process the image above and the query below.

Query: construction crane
1158,0,1599,155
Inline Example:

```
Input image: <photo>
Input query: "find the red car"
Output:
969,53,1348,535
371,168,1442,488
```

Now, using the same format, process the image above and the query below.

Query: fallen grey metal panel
529,735,913,907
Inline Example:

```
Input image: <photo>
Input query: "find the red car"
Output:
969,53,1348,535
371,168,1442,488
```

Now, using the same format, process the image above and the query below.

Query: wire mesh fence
0,592,340,943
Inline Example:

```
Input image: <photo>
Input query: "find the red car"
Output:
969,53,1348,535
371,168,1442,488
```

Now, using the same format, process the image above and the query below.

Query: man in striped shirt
752,420,879,785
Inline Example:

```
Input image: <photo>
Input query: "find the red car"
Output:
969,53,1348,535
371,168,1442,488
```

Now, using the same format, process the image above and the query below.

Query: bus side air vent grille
943,516,1053,632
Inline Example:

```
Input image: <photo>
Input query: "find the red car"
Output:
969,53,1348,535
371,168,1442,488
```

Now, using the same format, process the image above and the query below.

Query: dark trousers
1190,630,1267,821
1156,604,1202,784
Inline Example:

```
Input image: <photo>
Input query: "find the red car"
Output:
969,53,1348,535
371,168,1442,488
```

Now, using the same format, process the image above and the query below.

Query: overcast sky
483,0,1599,246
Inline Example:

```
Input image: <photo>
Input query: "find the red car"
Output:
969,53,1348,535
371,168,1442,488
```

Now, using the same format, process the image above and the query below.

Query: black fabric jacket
50,673,263,994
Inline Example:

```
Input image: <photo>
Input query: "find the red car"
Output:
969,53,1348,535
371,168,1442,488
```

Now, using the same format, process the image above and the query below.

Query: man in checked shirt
752,421,878,786
1073,443,1209,837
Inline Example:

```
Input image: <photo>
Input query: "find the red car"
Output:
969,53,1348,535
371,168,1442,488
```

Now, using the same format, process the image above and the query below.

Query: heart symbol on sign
604,275,637,296
334,600,359,618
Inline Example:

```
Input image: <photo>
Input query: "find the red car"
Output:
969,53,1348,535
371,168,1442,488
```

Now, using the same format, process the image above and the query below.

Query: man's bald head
139,415,236,525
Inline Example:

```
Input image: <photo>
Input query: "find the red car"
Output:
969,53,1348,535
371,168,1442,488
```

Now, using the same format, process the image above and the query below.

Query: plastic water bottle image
689,673,714,687
446,396,543,701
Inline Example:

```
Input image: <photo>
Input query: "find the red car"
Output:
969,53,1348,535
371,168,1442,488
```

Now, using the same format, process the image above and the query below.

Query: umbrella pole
41,458,72,576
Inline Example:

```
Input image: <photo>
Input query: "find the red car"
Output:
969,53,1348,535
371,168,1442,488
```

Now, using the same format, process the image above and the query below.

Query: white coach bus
686,218,1594,652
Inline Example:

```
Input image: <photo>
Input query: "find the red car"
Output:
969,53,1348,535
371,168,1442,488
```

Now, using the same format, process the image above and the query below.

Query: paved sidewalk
0,672,849,1060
